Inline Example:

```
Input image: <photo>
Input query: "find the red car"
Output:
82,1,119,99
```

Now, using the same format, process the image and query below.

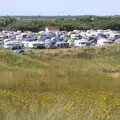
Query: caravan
4,41,22,49
73,39,91,47
27,41,45,49
97,38,113,46
96,34,113,46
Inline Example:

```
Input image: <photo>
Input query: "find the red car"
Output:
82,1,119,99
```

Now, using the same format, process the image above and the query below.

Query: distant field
0,44,120,120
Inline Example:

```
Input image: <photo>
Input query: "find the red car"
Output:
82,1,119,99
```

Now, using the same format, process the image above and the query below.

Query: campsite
1,0,120,119
0,16,120,120
0,28,120,52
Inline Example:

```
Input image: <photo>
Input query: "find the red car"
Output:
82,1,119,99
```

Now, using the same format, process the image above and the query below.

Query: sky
0,0,120,16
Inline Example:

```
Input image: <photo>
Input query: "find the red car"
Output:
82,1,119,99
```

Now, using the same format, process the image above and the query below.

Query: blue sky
1,0,120,15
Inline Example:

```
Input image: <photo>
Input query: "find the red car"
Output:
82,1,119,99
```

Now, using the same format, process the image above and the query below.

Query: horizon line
0,14,120,17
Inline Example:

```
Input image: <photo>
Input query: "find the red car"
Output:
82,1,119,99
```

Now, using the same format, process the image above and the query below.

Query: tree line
1,16,120,32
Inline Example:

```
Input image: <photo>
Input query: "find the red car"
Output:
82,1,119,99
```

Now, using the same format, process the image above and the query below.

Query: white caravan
97,38,113,46
27,41,45,49
73,39,91,47
4,41,22,49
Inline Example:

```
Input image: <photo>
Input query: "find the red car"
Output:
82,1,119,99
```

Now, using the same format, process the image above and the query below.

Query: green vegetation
0,44,120,120
0,16,16,30
1,16,120,31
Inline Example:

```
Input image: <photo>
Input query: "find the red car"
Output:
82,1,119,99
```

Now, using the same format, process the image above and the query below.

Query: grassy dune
0,44,120,120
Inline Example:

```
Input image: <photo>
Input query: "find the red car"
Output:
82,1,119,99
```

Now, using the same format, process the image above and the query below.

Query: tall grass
0,44,120,120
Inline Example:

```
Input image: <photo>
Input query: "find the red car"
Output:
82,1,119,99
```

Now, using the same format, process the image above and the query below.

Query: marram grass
0,44,120,120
